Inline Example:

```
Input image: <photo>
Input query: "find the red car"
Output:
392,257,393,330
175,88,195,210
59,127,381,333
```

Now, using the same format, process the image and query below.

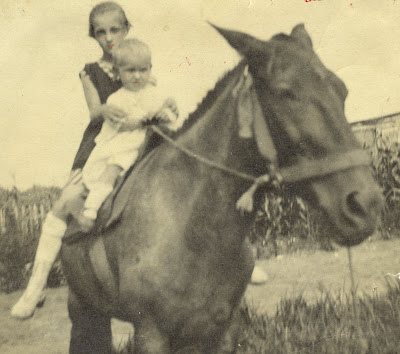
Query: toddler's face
92,11,128,56
118,54,152,92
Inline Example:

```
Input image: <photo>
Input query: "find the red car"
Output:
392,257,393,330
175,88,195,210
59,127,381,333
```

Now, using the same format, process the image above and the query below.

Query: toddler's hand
163,98,179,117
155,109,174,123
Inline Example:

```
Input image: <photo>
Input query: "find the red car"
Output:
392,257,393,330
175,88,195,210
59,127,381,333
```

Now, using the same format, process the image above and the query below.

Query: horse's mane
171,60,247,139
172,36,290,138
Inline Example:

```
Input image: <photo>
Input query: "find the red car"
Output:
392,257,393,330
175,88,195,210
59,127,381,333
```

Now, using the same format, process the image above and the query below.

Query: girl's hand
101,105,127,125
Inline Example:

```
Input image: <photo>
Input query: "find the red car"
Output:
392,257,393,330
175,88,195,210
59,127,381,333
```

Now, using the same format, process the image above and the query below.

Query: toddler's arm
118,98,178,131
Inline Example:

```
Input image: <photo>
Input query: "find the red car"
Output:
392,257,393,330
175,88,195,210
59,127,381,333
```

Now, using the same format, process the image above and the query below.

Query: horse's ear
290,24,313,49
209,23,267,59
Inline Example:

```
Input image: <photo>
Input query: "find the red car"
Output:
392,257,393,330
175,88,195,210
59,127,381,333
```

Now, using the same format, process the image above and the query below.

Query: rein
150,125,370,212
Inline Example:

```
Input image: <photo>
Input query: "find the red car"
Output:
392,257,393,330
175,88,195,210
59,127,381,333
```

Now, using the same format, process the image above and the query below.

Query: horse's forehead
272,42,327,82
269,42,347,98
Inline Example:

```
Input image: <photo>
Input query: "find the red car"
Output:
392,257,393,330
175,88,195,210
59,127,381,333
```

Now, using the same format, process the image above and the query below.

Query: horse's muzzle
304,168,383,247
334,186,383,246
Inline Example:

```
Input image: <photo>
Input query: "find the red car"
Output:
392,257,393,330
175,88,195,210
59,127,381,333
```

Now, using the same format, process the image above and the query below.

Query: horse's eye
278,89,297,101
298,141,307,155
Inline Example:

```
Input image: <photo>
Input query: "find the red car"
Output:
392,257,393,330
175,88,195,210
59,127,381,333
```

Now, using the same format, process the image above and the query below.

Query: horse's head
213,23,383,246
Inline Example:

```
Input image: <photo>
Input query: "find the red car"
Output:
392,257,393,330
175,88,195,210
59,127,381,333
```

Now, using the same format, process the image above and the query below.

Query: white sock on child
36,212,67,263
83,183,113,220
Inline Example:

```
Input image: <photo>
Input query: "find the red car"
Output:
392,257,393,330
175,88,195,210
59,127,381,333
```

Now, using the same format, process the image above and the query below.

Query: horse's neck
168,65,267,239
177,66,243,165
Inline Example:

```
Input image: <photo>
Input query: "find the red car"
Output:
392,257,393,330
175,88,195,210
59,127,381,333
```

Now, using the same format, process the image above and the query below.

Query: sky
1,0,400,189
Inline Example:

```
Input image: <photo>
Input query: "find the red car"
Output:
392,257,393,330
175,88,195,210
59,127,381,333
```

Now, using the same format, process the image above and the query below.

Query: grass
239,281,400,353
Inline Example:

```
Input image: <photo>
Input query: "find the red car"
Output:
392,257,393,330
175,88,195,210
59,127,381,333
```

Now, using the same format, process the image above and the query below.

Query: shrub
249,191,331,260
369,131,400,238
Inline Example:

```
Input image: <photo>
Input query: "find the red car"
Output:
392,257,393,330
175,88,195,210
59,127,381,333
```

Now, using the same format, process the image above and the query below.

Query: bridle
148,66,371,211
150,125,370,187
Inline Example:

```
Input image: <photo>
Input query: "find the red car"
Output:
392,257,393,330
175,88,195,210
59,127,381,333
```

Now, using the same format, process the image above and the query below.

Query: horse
61,24,383,353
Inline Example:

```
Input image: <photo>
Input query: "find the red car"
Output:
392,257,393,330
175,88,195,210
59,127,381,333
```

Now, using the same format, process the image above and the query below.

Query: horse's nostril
346,192,366,217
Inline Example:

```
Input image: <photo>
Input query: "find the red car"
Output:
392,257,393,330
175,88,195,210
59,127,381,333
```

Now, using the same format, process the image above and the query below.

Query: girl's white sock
35,212,67,263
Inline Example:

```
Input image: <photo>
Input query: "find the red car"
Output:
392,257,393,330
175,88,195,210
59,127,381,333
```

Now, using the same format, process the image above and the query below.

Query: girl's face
92,10,128,57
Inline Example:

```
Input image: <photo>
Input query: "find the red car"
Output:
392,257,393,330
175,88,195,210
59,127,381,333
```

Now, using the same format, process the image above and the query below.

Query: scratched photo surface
1,1,400,353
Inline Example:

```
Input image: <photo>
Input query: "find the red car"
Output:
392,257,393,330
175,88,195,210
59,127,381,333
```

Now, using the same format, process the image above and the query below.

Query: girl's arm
80,75,126,122
80,74,102,120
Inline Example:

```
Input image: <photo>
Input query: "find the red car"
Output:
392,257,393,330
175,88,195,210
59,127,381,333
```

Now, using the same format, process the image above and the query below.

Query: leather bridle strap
235,149,370,213
279,149,371,184
150,126,371,213
150,126,370,184
150,126,256,183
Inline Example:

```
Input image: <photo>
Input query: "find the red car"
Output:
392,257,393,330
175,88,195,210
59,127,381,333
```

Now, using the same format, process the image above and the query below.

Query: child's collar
97,59,119,81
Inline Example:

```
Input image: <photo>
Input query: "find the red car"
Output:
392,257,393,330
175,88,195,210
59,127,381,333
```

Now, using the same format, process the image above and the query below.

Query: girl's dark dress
72,62,122,170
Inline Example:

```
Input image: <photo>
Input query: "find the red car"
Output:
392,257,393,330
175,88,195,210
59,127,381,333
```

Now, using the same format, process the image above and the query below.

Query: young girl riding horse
11,1,266,321
11,1,177,320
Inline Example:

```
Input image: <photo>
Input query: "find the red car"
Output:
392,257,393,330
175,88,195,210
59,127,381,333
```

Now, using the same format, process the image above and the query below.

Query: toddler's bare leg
98,164,123,186
78,164,123,232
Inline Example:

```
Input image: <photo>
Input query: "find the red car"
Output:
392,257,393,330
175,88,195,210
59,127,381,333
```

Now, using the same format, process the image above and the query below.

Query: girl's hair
89,2,131,38
113,38,152,67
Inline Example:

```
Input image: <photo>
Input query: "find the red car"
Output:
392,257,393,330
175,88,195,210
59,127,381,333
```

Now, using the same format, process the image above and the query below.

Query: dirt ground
1,238,399,353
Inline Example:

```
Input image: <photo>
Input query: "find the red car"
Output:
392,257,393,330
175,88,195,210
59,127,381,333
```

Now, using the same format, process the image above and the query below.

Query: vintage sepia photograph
1,0,400,352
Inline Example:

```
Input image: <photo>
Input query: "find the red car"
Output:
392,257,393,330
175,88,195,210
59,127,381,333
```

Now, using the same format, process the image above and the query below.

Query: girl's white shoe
11,261,51,320
250,266,268,285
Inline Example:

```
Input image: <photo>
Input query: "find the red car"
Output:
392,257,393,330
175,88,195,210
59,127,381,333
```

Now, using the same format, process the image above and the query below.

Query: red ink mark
178,57,192,68
349,3,354,8
305,0,321,2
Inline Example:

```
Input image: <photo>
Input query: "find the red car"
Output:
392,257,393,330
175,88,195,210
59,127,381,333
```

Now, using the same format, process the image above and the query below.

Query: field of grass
240,282,400,353
240,239,400,353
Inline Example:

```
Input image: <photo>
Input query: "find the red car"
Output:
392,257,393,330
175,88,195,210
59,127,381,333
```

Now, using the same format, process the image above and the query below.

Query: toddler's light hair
112,38,152,67
89,1,131,38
